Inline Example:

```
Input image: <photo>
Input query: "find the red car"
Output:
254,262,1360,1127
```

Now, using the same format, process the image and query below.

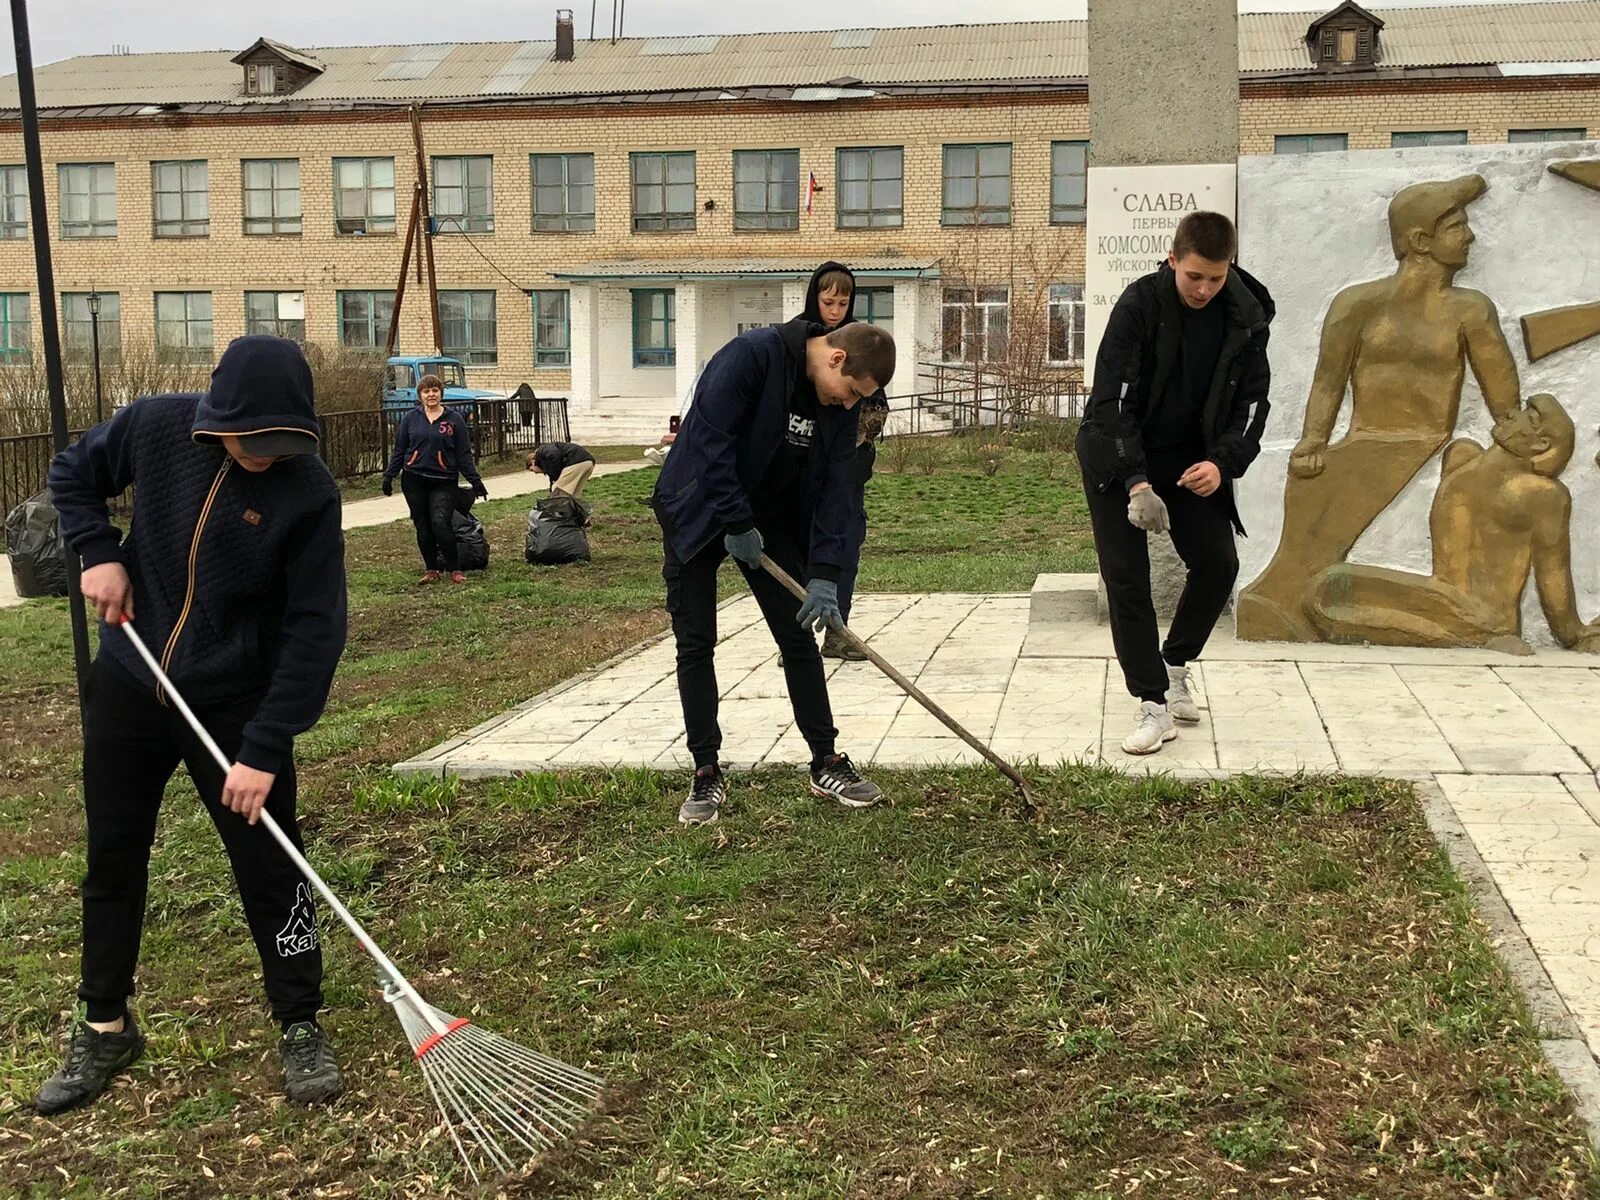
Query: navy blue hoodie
653,323,859,580
48,336,347,775
383,407,485,490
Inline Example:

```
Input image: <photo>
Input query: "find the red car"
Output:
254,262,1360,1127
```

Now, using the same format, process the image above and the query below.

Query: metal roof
2,3,1598,113
550,257,940,282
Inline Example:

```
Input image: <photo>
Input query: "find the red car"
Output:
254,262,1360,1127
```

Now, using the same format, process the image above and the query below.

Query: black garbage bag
525,494,591,565
5,488,69,598
453,511,490,571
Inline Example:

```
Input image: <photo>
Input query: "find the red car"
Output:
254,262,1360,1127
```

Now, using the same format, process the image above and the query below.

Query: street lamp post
87,289,104,424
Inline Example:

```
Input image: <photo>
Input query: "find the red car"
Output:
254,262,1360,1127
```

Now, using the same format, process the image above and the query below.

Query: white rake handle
117,619,448,1036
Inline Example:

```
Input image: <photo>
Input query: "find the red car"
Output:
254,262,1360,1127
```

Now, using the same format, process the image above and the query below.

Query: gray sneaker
35,1013,146,1115
810,753,882,808
1121,701,1177,755
280,1021,343,1105
678,765,727,826
1166,665,1202,724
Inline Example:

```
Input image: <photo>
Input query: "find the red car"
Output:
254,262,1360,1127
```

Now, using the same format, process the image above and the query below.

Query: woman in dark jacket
796,262,891,660
382,374,487,583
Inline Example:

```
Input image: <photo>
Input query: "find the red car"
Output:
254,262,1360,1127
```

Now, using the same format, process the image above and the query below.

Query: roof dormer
230,38,324,97
1306,1,1384,70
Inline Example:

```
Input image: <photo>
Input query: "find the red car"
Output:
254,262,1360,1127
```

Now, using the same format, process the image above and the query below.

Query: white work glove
1127,486,1170,533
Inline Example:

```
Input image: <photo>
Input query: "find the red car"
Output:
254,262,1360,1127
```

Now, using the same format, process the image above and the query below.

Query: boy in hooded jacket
38,335,348,1114
794,262,891,661
652,299,896,826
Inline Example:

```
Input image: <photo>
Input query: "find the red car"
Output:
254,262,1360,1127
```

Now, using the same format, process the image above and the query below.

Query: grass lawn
0,433,1593,1197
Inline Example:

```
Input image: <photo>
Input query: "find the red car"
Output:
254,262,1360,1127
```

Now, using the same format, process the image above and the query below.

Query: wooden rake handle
757,553,1038,820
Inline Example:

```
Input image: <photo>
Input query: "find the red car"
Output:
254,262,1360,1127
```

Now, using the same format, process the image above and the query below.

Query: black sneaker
35,1014,146,1115
678,765,727,826
810,753,882,809
280,1021,344,1105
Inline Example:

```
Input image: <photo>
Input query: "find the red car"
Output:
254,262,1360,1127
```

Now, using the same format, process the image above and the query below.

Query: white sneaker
1166,665,1201,724
1121,701,1177,755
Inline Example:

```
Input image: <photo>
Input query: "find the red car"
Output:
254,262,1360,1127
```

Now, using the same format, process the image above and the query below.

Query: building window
1048,284,1086,365
59,163,116,238
942,143,1012,226
1051,141,1088,224
532,290,570,367
1391,131,1468,148
154,292,213,364
531,153,594,232
245,291,306,341
334,157,396,235
631,152,696,232
856,287,894,341
0,293,29,365
0,166,27,239
440,290,497,366
1509,128,1587,143
338,290,396,351
942,287,1009,363
837,146,903,228
732,149,799,230
62,292,121,365
432,155,493,234
242,158,301,235
151,160,209,238
245,62,286,95
632,289,675,366
1273,134,1349,154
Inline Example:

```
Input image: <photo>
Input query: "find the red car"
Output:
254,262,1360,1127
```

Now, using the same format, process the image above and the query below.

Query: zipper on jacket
157,459,232,704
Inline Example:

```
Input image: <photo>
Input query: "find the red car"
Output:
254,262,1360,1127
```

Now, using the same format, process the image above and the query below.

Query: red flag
806,171,819,215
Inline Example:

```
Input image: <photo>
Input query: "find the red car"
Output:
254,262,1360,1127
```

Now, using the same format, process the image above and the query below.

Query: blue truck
381,355,503,416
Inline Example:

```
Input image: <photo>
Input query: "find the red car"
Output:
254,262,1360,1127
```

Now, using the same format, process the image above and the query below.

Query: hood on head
802,260,857,327
191,335,320,449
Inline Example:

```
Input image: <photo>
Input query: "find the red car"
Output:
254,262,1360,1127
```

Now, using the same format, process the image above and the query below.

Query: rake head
385,981,606,1184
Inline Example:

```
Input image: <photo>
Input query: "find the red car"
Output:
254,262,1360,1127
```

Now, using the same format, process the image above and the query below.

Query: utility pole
409,103,442,354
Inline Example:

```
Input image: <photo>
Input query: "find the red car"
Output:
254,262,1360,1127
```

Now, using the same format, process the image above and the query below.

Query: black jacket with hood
797,261,888,518
1078,262,1275,534
48,335,348,775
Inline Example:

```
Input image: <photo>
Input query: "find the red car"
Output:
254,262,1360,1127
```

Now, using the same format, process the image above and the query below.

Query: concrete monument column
1086,0,1240,620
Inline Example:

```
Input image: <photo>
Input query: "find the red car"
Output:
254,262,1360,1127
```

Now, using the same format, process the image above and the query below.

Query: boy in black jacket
38,335,349,1114
1076,212,1274,756
653,318,895,826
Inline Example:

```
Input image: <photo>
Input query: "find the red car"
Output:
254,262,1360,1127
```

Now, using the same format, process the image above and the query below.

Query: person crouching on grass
381,373,488,584
652,315,896,827
37,334,348,1114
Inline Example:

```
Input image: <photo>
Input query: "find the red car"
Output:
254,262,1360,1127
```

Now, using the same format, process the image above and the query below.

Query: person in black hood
1075,211,1275,757
652,301,896,827
796,261,891,662
40,335,348,1115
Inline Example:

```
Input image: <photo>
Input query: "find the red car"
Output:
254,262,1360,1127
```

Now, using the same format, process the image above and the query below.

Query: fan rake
119,618,605,1184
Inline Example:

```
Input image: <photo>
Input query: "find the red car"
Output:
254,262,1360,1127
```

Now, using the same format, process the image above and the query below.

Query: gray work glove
796,578,842,632
1127,486,1170,533
723,526,764,567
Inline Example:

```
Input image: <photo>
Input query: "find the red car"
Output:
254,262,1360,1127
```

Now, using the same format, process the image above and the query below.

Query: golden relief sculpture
1235,174,1523,640
1308,395,1600,655
1521,160,1600,363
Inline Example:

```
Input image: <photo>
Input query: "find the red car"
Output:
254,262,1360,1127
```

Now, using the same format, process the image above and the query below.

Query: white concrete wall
1236,139,1600,645
597,284,678,399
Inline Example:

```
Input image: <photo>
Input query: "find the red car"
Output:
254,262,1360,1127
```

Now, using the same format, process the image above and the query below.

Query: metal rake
118,619,605,1183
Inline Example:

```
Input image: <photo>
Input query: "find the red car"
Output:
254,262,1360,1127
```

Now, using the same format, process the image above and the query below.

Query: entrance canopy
550,257,940,284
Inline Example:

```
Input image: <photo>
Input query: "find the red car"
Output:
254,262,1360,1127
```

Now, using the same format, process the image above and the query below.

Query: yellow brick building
0,4,1594,438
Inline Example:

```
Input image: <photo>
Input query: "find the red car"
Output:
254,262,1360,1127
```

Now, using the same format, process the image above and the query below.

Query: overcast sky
0,0,1573,74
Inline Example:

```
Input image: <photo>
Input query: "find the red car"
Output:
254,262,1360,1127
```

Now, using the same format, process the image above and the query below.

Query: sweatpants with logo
656,508,838,771
77,658,324,1025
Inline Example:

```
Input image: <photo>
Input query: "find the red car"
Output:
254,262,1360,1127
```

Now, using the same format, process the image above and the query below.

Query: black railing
883,381,1085,436
0,395,572,517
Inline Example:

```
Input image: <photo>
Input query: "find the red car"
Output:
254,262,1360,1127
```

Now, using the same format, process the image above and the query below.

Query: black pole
89,298,103,424
11,0,92,719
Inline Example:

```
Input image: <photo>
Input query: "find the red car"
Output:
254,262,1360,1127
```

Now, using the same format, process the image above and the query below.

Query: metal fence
0,394,572,516
883,380,1085,436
